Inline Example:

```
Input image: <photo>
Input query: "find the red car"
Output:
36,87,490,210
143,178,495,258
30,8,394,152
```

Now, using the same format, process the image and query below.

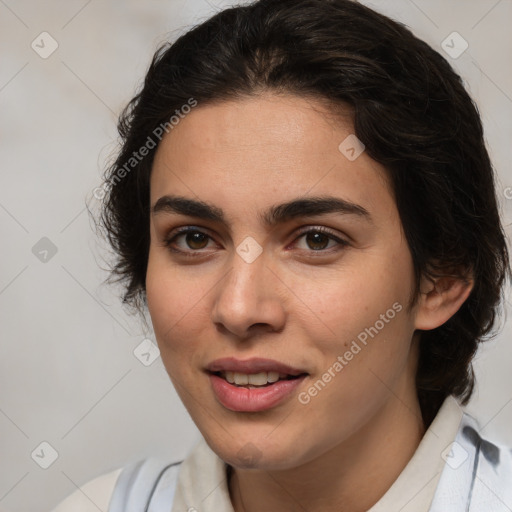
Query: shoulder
430,409,512,511
108,458,183,510
460,413,512,482
459,411,512,469
50,458,184,512
50,467,123,512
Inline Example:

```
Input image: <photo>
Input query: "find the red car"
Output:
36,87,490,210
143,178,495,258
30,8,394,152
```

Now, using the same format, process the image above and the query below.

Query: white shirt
51,396,464,512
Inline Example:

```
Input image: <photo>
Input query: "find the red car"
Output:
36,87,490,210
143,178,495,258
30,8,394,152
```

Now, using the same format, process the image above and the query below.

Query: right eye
162,227,219,256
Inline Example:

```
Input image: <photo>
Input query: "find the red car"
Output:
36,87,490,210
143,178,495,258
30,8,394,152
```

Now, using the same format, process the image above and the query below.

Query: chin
205,431,302,471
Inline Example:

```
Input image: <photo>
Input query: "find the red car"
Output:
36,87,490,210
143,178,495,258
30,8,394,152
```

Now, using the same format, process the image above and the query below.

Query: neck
228,378,425,512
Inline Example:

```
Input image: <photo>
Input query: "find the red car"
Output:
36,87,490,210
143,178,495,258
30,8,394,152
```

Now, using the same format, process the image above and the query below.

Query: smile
208,372,307,412
214,370,302,388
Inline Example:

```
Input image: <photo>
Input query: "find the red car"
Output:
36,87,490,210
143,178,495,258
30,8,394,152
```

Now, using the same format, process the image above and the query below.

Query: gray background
0,1,511,511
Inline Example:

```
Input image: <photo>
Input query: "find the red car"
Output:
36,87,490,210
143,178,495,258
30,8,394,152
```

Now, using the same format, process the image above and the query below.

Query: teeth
248,372,270,385
222,371,284,386
266,372,280,383
235,373,249,385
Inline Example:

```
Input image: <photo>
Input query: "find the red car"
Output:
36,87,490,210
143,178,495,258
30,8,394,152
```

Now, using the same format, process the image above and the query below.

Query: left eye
294,230,345,251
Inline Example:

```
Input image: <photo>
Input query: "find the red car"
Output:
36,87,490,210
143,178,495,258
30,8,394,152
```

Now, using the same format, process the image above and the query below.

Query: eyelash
161,226,349,258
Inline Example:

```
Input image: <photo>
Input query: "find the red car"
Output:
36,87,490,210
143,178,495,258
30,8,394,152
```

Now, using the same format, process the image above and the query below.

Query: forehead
150,93,394,219
155,93,352,159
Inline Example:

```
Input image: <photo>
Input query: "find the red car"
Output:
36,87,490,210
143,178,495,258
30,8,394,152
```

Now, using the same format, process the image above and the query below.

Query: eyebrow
151,194,372,227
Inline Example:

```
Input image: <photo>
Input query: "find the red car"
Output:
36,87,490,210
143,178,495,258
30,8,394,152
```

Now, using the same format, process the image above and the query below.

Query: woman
53,0,511,510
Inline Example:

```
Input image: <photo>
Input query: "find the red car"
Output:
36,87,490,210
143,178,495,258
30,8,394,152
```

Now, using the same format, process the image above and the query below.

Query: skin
146,93,473,512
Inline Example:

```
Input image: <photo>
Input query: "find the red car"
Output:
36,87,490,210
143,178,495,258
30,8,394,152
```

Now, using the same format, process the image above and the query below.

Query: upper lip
206,357,308,376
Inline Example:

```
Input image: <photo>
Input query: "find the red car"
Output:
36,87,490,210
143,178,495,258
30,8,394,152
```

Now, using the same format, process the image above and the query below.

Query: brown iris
185,231,209,250
305,232,330,250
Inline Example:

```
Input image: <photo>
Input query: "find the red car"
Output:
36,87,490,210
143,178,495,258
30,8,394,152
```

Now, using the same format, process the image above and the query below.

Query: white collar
171,396,464,512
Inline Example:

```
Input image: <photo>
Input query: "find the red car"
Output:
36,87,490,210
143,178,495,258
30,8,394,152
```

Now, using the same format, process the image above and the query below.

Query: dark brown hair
97,0,510,425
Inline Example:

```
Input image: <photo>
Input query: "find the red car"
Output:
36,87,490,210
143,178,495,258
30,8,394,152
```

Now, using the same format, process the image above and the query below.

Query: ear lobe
413,273,474,331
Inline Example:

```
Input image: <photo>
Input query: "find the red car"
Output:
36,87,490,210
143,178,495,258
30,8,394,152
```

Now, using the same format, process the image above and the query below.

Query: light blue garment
109,412,512,511
429,413,512,511
108,458,182,512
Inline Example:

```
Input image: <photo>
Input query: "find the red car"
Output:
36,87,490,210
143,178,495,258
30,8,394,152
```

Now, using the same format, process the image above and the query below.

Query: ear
413,272,474,331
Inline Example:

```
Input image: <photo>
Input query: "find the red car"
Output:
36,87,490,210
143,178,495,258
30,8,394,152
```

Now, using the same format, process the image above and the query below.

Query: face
146,93,421,471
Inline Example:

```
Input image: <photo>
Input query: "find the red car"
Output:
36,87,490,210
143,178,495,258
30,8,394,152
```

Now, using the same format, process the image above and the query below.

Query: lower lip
209,373,307,412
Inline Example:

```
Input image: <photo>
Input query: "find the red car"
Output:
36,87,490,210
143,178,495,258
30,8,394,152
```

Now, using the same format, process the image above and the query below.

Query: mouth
209,370,307,389
206,357,308,377
208,371,308,412
205,357,309,412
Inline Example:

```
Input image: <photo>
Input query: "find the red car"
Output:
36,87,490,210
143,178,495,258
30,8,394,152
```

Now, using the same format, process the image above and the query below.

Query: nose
210,251,287,340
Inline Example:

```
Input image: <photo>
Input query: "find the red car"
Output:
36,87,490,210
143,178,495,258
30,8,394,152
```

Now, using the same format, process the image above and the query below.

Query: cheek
288,249,415,389
145,256,209,364
289,260,412,342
